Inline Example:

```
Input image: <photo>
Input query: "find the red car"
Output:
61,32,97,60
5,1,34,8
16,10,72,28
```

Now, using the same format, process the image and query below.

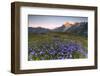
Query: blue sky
28,15,88,29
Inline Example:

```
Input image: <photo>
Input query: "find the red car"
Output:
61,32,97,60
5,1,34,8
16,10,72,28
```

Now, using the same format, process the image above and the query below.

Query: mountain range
28,22,88,37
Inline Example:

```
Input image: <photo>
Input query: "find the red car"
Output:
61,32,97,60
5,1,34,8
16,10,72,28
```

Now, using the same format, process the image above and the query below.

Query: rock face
53,22,76,32
53,22,88,37
66,22,88,37
28,22,88,37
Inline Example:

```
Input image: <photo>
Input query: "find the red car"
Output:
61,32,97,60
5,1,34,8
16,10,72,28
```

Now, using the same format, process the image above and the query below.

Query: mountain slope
28,27,50,34
28,22,88,37
53,22,88,37
67,22,88,37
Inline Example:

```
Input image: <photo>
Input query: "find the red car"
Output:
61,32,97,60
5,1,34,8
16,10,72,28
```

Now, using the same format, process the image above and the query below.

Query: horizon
28,15,88,29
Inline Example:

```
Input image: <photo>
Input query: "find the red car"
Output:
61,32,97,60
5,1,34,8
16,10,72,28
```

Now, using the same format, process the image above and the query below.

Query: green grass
28,32,87,50
28,32,88,60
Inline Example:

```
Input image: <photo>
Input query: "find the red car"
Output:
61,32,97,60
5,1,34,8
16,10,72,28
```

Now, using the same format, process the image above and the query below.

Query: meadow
28,32,87,61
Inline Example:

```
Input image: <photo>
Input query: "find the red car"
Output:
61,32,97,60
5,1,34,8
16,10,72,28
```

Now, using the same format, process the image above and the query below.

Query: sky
28,15,88,29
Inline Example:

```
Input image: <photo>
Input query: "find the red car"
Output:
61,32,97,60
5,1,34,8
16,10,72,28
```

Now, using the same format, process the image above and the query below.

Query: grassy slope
28,32,87,48
28,32,87,60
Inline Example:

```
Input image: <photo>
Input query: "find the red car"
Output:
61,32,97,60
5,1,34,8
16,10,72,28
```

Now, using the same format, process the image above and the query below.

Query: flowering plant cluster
28,37,87,61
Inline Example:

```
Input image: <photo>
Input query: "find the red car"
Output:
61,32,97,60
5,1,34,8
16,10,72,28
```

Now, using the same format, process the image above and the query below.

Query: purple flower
28,38,87,60
39,51,45,55
30,51,35,55
48,50,56,55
